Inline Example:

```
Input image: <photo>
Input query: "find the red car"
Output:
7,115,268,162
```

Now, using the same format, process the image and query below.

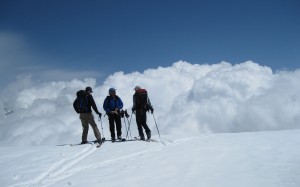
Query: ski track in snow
8,136,204,187
8,144,97,187
51,136,206,185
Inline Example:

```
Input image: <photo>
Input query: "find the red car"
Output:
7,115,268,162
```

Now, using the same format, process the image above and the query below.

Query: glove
150,107,154,114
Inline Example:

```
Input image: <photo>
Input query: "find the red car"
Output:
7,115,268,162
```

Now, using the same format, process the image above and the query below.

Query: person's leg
140,110,151,139
87,113,102,142
136,110,145,140
115,115,122,139
80,113,89,143
108,114,116,140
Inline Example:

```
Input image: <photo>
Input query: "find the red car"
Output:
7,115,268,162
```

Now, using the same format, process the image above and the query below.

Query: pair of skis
62,137,157,148
69,140,102,148
103,137,157,143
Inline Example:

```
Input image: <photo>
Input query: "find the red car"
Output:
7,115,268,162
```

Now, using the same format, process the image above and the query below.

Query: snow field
1,130,300,187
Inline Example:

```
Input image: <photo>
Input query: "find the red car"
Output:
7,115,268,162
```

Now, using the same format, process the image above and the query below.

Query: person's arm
147,96,154,113
131,94,136,113
132,94,136,111
147,96,152,108
90,96,100,114
103,97,111,114
118,97,124,110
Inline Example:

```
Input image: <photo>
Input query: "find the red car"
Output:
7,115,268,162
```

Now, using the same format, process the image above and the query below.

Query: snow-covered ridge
1,130,300,187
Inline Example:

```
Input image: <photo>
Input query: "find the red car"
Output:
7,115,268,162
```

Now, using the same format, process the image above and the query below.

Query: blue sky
0,0,299,88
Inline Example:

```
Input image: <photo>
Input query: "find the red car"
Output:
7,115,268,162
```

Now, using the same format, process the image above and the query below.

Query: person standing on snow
103,88,124,142
73,86,102,145
132,86,153,140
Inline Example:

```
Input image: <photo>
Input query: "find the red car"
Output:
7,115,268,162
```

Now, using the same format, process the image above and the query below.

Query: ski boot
146,131,151,140
81,140,88,144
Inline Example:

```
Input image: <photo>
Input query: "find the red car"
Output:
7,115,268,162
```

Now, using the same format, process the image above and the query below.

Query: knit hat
133,85,141,91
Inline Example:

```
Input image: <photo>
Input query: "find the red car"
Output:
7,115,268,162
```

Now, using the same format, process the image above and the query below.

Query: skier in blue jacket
103,88,124,142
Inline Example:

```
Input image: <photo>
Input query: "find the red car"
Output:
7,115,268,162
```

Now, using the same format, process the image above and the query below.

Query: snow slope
1,130,300,187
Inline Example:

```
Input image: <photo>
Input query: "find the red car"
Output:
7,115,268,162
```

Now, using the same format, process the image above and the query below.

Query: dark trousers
135,109,151,138
108,114,122,138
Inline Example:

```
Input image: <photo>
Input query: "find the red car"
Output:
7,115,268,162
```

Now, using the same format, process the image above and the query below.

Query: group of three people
73,86,154,144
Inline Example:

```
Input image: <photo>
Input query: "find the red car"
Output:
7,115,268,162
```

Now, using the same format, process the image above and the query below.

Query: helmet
109,87,116,94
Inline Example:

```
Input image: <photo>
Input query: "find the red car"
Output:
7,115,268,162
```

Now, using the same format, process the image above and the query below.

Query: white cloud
1,61,300,146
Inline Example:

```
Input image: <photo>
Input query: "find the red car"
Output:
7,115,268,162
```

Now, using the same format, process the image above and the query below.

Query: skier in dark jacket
73,86,102,144
132,86,153,140
103,88,124,142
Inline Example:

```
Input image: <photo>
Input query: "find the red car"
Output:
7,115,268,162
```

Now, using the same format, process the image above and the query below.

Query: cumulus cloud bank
1,61,300,145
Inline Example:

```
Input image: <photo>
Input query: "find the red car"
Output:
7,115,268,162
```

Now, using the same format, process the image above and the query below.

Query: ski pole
124,109,131,139
123,117,129,139
126,113,133,139
126,115,132,139
98,115,105,141
152,113,161,138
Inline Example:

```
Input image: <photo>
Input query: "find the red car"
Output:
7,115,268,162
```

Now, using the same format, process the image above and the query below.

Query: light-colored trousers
79,113,101,142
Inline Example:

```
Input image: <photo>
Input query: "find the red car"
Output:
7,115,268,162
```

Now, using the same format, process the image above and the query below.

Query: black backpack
75,90,89,113
135,89,149,109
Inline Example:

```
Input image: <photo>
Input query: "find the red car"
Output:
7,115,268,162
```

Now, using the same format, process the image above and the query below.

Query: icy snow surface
1,130,300,187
